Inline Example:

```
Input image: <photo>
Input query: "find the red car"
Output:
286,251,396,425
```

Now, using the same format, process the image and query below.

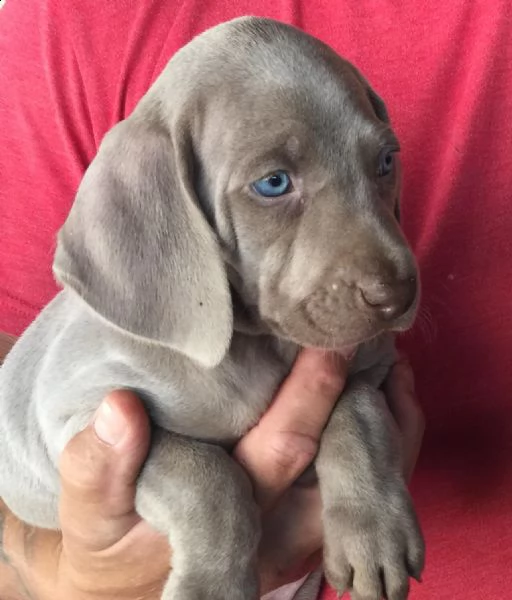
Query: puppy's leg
316,378,425,600
136,428,260,600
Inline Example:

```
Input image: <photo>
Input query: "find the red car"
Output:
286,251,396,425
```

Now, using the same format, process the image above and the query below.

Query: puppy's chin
263,302,419,353
263,314,381,353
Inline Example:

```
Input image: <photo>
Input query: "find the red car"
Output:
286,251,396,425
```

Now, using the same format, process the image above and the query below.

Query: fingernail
94,399,127,446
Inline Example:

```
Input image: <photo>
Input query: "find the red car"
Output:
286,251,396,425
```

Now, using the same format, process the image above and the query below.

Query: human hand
0,346,424,600
1,328,170,599
0,348,346,600
240,353,425,594
1,390,170,600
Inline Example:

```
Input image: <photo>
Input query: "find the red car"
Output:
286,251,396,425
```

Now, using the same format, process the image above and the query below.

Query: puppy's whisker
401,302,436,345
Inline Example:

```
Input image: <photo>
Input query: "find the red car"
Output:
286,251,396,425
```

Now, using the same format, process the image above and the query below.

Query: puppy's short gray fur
0,17,425,600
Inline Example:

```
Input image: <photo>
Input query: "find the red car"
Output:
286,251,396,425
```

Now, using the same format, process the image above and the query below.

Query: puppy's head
54,17,419,367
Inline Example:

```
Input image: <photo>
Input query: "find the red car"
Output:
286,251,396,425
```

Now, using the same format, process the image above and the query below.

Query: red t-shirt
1,1,511,598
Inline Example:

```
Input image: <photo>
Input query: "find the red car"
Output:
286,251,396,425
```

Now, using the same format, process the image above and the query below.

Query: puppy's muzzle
357,275,418,321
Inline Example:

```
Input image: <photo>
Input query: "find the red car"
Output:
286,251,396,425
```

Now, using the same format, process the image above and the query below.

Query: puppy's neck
221,255,269,336
229,282,270,336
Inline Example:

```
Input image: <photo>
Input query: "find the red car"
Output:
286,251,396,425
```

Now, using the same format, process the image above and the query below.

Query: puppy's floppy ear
354,72,400,219
366,87,390,124
53,116,233,368
349,65,390,124
365,87,402,221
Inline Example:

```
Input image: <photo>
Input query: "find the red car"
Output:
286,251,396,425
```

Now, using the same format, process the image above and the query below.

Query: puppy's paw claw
323,491,424,600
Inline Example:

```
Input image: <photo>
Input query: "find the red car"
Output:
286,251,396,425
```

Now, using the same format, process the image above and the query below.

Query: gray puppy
0,16,424,600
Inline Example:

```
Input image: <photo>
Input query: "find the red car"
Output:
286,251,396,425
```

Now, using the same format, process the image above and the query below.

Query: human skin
0,334,424,600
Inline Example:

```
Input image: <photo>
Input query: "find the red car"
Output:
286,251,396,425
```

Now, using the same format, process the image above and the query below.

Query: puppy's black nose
358,276,417,321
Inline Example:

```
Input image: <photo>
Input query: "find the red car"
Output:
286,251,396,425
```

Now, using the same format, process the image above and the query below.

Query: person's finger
234,348,348,510
58,390,152,552
259,485,323,593
384,358,425,480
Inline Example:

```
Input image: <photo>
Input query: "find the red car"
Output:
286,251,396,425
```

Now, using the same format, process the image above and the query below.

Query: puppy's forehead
207,22,381,129
235,26,361,99
286,136,300,158
214,94,383,171
220,17,353,78
188,18,365,107
182,18,392,174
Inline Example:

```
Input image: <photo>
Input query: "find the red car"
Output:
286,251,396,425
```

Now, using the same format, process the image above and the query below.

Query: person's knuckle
308,363,345,396
60,432,107,493
268,431,318,478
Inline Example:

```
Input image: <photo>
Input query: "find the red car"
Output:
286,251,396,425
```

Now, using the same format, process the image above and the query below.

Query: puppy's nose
358,276,417,321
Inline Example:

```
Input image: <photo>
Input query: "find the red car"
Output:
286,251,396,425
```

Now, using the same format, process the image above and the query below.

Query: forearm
0,332,325,600
0,501,35,600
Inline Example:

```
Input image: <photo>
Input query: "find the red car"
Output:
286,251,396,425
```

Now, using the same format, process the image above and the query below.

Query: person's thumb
58,390,151,552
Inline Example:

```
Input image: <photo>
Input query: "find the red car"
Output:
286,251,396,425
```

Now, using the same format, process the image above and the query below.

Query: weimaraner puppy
0,16,424,600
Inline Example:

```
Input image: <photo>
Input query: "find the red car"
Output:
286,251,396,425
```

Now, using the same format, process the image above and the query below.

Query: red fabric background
1,1,511,598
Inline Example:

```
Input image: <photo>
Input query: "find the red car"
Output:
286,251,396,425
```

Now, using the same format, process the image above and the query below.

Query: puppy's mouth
265,310,379,354
261,266,420,351
265,295,418,353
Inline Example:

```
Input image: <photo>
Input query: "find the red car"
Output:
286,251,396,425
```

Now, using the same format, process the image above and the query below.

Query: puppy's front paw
323,482,424,600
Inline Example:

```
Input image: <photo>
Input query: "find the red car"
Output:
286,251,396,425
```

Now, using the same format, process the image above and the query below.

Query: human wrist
0,500,37,600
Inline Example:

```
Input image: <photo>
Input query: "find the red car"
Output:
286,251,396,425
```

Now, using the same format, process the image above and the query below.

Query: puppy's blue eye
251,171,292,197
377,147,398,177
